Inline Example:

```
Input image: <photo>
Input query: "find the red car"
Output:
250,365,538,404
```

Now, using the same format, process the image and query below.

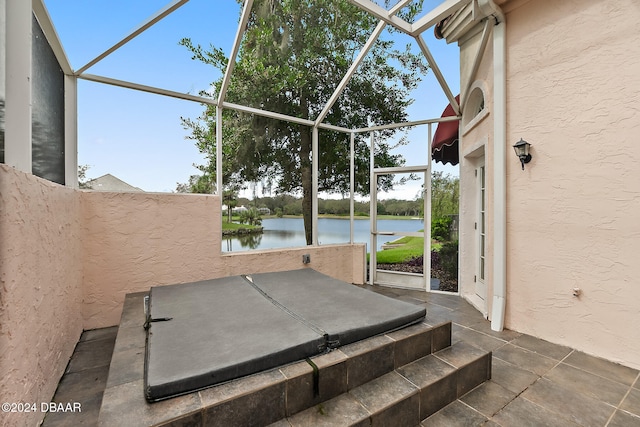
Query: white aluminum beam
354,115,459,133
349,132,355,244
76,0,189,75
79,74,217,105
222,101,315,127
411,0,470,36
346,0,413,34
388,0,414,17
5,0,32,173
216,106,223,196
78,74,324,130
217,0,253,105
317,122,353,134
33,0,73,75
369,131,377,284
315,20,387,127
425,124,432,291
312,126,319,245
374,164,430,174
64,75,78,188
415,35,460,115
374,231,423,238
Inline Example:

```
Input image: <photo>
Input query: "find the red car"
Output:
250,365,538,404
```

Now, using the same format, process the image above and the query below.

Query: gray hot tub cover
144,269,425,402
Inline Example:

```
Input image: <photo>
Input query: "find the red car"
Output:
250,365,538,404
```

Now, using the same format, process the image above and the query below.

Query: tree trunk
300,127,313,245
298,87,313,246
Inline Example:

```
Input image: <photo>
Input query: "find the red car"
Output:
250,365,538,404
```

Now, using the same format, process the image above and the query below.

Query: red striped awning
432,95,460,166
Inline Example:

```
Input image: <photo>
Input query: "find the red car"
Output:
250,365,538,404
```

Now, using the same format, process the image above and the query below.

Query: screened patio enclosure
4,0,504,290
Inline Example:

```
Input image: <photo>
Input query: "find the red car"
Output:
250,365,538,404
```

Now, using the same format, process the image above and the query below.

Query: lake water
223,217,424,252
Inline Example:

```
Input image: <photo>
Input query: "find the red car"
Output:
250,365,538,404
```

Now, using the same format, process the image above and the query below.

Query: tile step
275,343,492,426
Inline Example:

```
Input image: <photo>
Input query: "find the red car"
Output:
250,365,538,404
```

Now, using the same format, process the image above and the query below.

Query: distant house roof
86,174,144,192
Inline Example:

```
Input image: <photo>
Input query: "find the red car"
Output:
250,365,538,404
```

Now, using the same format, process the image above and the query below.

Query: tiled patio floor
42,286,640,426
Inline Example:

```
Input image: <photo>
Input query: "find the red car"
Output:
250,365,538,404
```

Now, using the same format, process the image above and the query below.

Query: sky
43,0,460,199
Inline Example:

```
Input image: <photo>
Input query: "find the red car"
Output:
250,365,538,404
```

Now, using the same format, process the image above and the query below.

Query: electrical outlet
302,254,311,264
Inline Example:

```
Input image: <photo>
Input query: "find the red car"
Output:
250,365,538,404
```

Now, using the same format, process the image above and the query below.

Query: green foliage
238,207,263,226
283,201,303,216
175,174,215,194
78,164,92,189
438,240,459,280
381,198,422,216
181,0,427,244
223,190,238,222
431,216,453,242
430,171,459,220
248,195,432,218
222,220,261,231
317,198,350,215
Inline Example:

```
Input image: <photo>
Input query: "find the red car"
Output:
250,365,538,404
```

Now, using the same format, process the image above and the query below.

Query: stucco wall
82,190,366,329
458,26,496,317
503,0,640,369
81,191,224,329
223,244,366,285
0,165,83,427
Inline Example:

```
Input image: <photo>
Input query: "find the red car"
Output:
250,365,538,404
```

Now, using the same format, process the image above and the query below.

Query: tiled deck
42,286,640,426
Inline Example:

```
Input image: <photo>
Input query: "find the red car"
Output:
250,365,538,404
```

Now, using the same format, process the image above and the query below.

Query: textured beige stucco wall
82,191,366,329
504,0,640,369
82,192,224,329
223,244,366,285
0,165,84,427
458,26,495,317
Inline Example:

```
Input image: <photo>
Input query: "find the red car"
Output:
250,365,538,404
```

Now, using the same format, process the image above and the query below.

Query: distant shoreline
222,226,263,236
261,214,424,220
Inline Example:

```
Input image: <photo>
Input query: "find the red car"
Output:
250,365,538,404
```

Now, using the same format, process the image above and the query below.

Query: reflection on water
223,217,424,252
224,233,263,251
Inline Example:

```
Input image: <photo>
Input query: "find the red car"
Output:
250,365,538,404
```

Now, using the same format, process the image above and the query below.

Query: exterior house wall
458,26,495,318
458,0,640,369
0,165,83,427
503,0,640,370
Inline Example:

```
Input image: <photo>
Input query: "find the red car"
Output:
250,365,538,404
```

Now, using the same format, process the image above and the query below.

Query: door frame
369,165,431,291
475,157,488,306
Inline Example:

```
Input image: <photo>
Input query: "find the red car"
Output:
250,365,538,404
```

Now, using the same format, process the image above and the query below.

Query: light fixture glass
513,138,532,170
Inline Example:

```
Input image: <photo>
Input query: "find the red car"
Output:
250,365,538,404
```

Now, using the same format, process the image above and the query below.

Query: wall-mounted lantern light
513,138,532,170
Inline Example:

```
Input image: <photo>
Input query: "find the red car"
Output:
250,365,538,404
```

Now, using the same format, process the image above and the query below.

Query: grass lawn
222,220,261,231
368,232,443,264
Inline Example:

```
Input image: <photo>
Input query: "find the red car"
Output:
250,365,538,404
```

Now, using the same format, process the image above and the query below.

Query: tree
182,0,427,244
175,173,215,194
239,207,262,226
78,164,92,189
223,189,238,222
430,171,459,220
